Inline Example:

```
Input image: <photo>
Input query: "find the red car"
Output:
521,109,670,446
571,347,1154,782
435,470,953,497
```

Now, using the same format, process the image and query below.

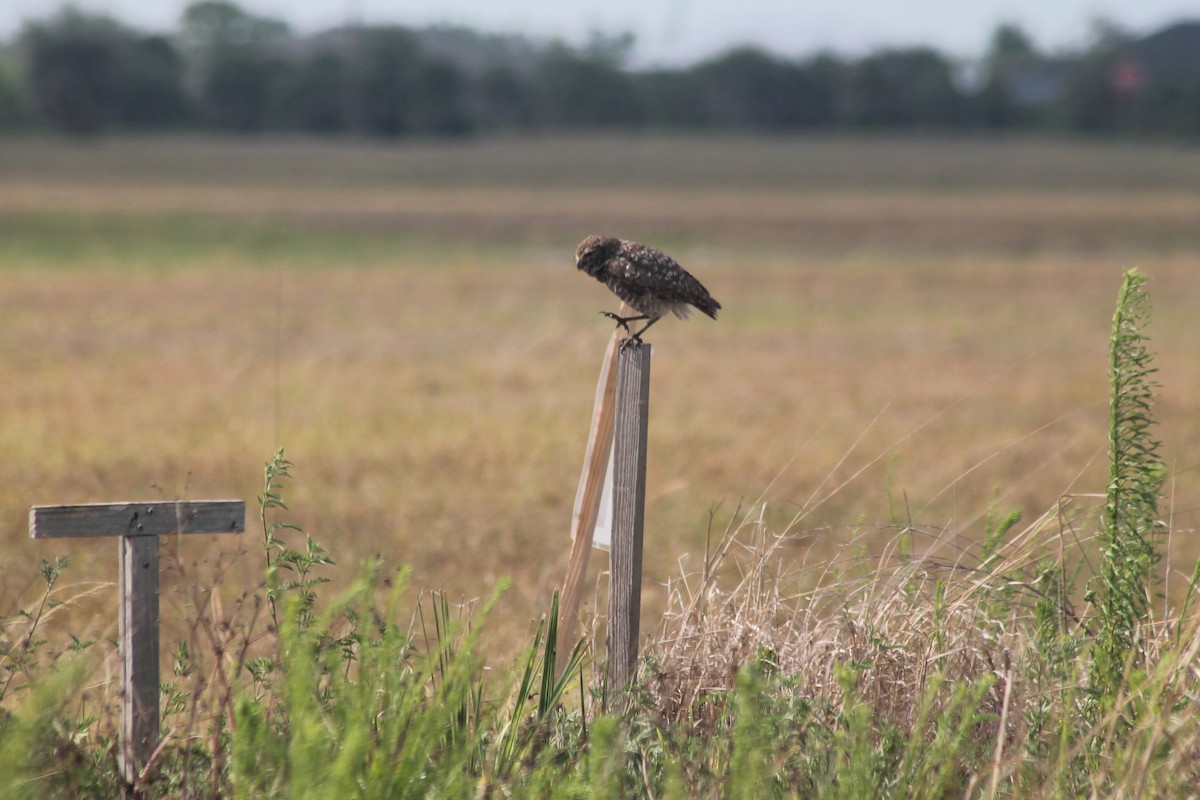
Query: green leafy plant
1089,268,1166,703
259,448,334,635
492,590,590,780
0,557,71,703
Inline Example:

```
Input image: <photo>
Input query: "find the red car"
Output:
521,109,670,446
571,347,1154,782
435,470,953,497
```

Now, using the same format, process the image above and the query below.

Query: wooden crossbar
29,500,245,539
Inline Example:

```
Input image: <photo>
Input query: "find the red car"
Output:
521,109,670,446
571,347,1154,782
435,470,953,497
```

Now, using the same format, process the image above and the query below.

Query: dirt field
2,134,1198,655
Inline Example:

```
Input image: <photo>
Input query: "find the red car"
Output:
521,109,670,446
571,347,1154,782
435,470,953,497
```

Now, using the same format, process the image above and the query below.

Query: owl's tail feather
696,296,721,320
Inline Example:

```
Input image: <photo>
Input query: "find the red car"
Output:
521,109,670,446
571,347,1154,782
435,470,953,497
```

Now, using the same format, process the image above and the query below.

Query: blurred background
1,2,1199,655
1,2,1199,137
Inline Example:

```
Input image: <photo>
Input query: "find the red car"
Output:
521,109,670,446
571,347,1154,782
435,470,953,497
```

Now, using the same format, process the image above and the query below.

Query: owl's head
575,235,620,278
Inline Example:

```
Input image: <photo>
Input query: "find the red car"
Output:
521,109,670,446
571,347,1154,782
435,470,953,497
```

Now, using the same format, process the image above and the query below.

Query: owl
574,235,721,345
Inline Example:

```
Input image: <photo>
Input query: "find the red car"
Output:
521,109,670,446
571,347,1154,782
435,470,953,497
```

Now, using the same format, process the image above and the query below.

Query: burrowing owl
574,235,721,345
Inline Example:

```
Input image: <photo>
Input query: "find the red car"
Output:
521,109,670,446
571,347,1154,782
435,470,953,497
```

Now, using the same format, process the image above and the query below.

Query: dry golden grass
644,494,1200,797
1,134,1198,665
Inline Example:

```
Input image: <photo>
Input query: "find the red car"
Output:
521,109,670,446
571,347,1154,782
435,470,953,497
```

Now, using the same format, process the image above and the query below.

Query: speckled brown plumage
574,235,720,344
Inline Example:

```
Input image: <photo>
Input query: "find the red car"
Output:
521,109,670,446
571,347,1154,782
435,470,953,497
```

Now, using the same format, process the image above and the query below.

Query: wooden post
556,304,631,676
120,532,160,789
606,342,651,705
29,500,244,795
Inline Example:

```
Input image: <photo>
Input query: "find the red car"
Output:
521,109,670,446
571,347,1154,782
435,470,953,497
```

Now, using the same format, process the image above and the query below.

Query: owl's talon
600,311,649,336
619,336,644,351
599,311,631,332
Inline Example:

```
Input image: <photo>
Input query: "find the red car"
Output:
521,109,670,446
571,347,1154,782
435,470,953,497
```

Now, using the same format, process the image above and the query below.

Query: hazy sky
3,0,1196,65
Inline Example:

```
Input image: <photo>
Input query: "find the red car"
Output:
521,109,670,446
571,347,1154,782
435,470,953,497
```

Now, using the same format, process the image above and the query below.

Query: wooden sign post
606,342,651,705
556,321,623,673
29,500,244,794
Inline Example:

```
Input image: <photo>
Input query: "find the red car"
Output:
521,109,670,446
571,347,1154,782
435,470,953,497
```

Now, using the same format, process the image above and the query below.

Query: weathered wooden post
556,326,621,674
606,342,651,703
29,500,244,796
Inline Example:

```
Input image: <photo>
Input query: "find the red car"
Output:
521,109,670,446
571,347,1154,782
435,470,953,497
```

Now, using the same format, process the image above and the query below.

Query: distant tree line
1,2,1198,137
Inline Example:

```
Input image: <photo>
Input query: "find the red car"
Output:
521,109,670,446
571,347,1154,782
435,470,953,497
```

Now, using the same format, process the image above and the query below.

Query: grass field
1,133,1199,666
